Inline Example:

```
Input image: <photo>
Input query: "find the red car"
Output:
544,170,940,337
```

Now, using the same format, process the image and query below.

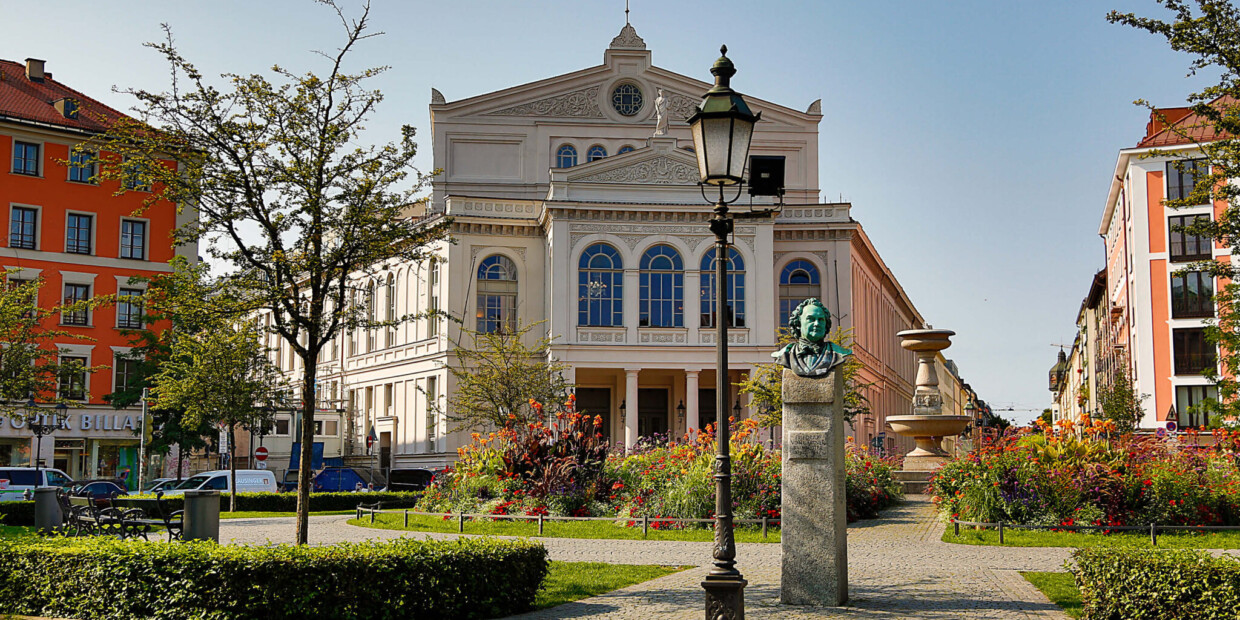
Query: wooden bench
66,495,123,538
110,495,183,542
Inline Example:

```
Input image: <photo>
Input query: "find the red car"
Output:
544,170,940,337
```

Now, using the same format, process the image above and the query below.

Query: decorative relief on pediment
484,86,604,118
430,88,446,105
570,156,697,185
569,223,756,237
662,92,701,121
609,24,646,50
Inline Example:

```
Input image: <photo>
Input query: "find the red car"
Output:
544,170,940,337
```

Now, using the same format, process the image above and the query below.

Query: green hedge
0,502,34,527
146,491,422,513
1073,547,1240,619
0,535,549,619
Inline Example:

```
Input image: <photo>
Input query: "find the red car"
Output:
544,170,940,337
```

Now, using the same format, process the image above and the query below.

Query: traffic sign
1156,428,1167,438
254,447,269,462
255,460,268,470
1166,421,1178,432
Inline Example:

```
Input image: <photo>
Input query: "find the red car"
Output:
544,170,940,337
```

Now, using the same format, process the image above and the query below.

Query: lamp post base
703,575,747,620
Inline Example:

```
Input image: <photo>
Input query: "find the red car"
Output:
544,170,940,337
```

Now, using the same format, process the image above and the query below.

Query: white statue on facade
653,88,669,136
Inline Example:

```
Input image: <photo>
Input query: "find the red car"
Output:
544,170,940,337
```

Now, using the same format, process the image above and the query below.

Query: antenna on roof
625,0,630,25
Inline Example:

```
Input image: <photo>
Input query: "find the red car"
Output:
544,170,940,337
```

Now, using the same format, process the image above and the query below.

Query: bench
66,495,123,538
110,495,183,542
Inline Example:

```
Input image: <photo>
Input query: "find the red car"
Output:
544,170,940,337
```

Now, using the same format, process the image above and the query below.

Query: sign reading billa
0,413,138,436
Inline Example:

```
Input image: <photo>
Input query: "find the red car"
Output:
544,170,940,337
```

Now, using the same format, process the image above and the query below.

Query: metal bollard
998,522,1004,545
183,490,221,542
458,512,464,533
370,507,375,523
1151,523,1157,546
643,515,649,537
33,488,62,534
953,520,960,537
538,514,544,536
762,516,769,539
404,510,409,528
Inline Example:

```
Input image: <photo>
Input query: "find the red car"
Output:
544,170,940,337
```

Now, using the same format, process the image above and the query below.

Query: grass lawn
0,526,35,539
1021,572,1082,619
944,526,1240,549
219,510,356,519
537,562,685,609
351,512,782,543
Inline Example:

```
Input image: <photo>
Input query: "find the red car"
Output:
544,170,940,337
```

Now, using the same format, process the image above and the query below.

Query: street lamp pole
688,45,761,620
24,399,61,485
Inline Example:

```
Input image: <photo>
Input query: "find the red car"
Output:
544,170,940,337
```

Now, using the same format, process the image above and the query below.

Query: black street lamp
688,45,761,620
24,399,63,486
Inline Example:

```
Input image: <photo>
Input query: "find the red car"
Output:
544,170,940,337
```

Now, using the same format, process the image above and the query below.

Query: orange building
1099,104,1232,429
0,58,194,484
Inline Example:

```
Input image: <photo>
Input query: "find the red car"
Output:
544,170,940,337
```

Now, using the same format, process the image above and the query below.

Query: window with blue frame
477,255,518,333
700,247,745,328
618,145,635,154
640,245,683,327
779,260,821,328
587,145,607,162
556,144,578,168
578,244,623,326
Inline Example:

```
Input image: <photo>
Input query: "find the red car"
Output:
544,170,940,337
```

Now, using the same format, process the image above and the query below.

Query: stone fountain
887,329,969,492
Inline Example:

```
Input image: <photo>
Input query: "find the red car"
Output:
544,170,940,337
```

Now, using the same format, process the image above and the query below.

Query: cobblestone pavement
219,499,1072,619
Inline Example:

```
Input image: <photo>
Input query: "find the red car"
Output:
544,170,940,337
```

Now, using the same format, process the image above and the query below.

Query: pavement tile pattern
219,499,1072,619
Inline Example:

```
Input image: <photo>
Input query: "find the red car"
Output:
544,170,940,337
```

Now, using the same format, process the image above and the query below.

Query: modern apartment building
0,58,194,485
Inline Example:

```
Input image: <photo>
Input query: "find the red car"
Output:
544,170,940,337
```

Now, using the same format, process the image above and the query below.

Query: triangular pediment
559,138,698,185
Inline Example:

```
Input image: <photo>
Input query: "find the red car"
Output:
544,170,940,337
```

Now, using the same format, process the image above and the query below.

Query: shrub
0,501,34,526
140,491,422,513
0,535,549,620
1072,547,1240,619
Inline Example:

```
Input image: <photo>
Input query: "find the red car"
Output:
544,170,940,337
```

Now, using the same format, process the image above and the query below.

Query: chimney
25,58,45,81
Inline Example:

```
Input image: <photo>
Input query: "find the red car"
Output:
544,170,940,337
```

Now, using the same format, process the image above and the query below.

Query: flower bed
417,397,902,524
930,421,1240,528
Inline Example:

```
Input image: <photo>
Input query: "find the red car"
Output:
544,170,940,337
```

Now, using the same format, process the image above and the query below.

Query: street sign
1166,421,1178,432
1156,428,1167,438
255,461,268,470
254,447,269,462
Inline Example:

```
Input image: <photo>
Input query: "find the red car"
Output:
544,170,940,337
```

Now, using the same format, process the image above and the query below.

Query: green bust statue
773,298,852,378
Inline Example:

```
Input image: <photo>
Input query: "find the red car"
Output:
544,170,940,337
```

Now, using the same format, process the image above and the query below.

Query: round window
611,83,644,116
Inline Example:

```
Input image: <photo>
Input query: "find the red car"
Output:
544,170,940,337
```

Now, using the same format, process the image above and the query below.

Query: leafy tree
84,1,449,542
446,322,570,434
152,316,287,512
1110,1,1240,423
737,328,871,428
0,272,106,417
1039,409,1053,426
1098,369,1148,432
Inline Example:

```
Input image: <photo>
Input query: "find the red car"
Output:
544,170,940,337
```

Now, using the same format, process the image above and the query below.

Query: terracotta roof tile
1137,96,1236,148
0,58,129,133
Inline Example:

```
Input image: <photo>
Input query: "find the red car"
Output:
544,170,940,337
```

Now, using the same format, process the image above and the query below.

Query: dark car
280,469,301,493
384,468,438,492
313,467,386,493
69,480,127,507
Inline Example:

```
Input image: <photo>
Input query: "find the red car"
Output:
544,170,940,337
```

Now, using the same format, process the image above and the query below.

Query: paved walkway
218,499,1073,619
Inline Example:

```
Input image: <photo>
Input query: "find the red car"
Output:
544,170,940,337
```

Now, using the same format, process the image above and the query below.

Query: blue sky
1,1,1216,423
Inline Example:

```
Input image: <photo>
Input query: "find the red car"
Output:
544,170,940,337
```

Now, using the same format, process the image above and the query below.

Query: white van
0,467,74,501
161,469,277,495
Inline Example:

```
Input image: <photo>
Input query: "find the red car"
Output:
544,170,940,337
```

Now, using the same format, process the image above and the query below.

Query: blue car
312,467,386,492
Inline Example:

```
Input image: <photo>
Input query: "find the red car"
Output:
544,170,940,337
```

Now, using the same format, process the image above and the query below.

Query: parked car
279,469,301,493
142,478,177,494
0,467,74,501
161,470,278,495
313,467,386,493
383,468,438,492
68,480,128,507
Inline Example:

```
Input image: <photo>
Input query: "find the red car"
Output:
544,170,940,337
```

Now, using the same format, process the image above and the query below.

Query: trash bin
183,489,220,542
33,487,62,534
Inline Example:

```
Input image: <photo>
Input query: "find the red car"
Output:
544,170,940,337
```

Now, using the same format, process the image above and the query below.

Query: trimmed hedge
1073,547,1240,619
0,535,549,619
0,501,34,527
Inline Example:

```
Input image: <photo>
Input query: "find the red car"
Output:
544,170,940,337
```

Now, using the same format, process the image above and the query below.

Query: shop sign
5,414,137,434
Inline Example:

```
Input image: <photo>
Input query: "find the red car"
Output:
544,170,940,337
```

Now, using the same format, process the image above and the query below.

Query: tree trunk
228,424,237,513
175,442,183,483
295,363,317,544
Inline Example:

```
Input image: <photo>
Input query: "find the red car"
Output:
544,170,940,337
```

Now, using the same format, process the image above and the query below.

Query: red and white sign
254,447,269,462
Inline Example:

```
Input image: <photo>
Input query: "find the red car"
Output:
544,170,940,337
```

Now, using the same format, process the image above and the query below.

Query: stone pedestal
780,369,847,606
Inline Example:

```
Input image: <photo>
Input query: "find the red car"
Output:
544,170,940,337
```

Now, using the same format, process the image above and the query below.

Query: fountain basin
887,414,970,471
895,329,956,352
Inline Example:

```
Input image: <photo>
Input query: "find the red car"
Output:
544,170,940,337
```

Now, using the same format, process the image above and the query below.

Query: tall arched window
587,145,607,161
700,247,745,328
779,260,821,328
477,255,518,333
385,273,397,347
367,280,377,350
578,244,623,326
556,144,578,168
640,245,684,327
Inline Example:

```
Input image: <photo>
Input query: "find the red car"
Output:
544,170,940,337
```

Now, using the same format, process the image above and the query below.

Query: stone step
893,469,934,495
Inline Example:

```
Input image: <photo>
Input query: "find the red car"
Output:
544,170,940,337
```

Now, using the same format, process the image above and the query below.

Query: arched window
700,247,745,328
578,244,623,326
556,144,578,168
385,273,397,347
640,245,684,327
779,260,821,329
367,280,377,350
477,255,518,333
618,145,635,154
587,145,607,162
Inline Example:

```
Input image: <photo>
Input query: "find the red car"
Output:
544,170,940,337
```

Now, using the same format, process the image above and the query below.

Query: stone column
685,369,700,432
780,368,847,606
624,368,640,450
